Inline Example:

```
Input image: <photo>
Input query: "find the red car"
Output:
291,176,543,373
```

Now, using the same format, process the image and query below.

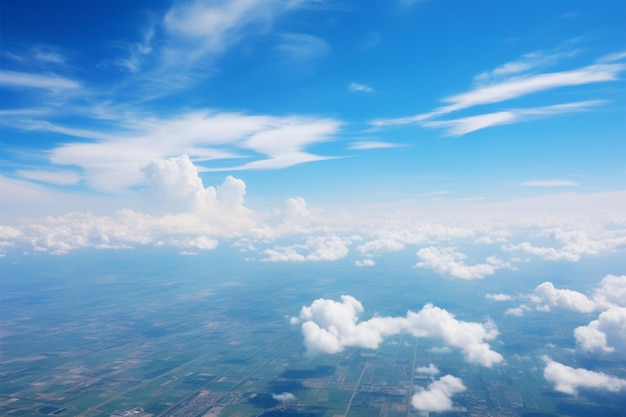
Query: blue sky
1,0,626,407
0,0,625,250
2,0,625,208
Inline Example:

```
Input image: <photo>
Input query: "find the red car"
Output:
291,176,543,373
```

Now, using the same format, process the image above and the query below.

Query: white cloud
272,392,296,403
411,375,466,412
420,100,604,136
357,238,405,255
348,141,398,150
504,227,626,262
592,275,626,310
485,293,512,301
0,70,81,91
20,111,341,192
15,170,82,186
274,33,329,66
348,82,373,93
371,51,625,136
415,363,440,376
163,0,311,59
416,247,507,279
355,259,375,267
431,64,624,118
295,295,503,366
543,358,626,395
575,307,626,356
530,282,596,313
520,180,579,187
263,236,351,262
505,307,526,317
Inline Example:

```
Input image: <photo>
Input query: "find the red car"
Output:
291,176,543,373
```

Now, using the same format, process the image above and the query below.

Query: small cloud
485,293,512,301
411,375,466,412
355,259,375,267
272,392,297,403
348,82,373,93
416,364,440,376
348,140,398,150
505,307,525,317
416,246,508,279
519,180,579,187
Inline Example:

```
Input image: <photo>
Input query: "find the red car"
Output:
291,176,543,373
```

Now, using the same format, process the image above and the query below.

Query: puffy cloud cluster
2,155,257,254
293,295,503,367
575,307,626,356
416,247,508,279
263,236,351,262
505,227,626,262
507,276,626,359
411,375,466,412
543,358,626,395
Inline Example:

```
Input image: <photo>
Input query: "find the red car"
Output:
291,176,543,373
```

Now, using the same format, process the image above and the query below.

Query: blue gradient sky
2,0,625,210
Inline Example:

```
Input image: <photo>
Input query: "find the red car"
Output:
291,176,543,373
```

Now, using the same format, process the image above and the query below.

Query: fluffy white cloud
272,392,296,403
575,307,626,356
504,227,626,262
592,275,626,310
511,276,626,358
295,295,503,366
543,358,626,395
263,236,351,262
415,363,440,376
411,375,466,412
416,247,507,279
530,282,596,313
355,259,375,267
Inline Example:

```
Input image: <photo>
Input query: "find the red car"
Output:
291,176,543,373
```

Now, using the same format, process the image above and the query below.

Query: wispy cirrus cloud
348,82,373,93
371,50,626,135
0,70,81,91
520,180,579,187
348,140,399,150
8,110,341,192
419,100,605,136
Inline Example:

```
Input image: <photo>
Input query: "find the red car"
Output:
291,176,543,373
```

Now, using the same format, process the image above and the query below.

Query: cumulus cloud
592,275,626,310
415,363,440,376
508,276,626,358
294,295,503,366
575,307,626,356
272,392,296,403
543,358,626,395
411,375,466,412
355,259,375,267
416,247,507,279
263,236,351,262
504,227,626,262
530,282,596,313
